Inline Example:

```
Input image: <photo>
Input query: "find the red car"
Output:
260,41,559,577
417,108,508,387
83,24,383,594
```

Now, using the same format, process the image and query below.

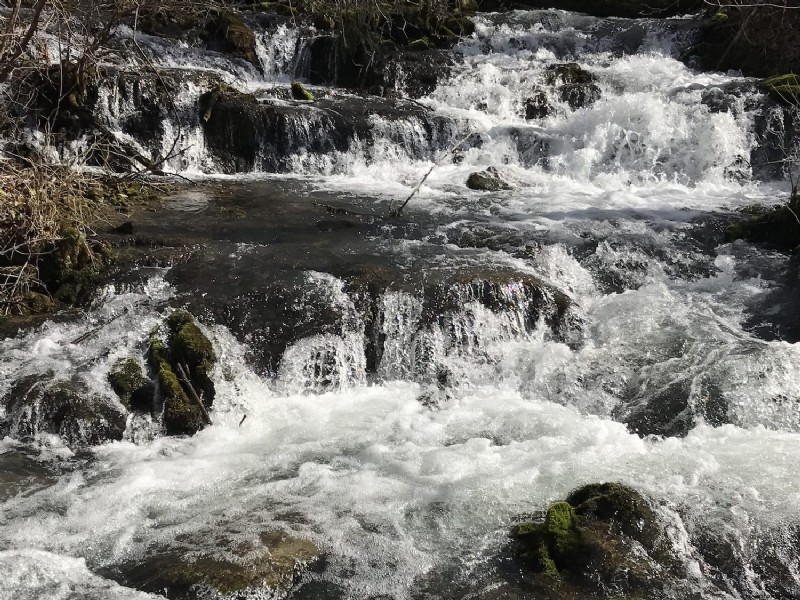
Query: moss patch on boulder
108,357,151,410
762,74,800,103
511,483,680,598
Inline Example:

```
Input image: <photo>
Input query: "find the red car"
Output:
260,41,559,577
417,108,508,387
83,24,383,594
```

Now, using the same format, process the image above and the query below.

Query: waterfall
2,6,800,600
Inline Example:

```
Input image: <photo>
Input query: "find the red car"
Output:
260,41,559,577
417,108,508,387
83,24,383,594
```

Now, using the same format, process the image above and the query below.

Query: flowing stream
2,8,800,600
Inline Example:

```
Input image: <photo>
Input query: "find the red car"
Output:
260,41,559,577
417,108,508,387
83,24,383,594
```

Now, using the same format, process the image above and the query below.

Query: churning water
2,9,800,600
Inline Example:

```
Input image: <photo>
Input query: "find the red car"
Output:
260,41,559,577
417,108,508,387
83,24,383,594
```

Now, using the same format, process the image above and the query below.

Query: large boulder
510,482,682,599
0,375,126,447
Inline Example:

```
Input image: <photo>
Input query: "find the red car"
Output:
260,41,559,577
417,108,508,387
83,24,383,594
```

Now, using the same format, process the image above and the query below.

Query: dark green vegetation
510,483,682,599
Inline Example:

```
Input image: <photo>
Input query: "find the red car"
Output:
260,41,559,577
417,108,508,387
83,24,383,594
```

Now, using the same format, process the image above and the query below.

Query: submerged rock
510,482,681,599
0,375,126,447
466,167,512,191
108,529,320,599
616,377,729,438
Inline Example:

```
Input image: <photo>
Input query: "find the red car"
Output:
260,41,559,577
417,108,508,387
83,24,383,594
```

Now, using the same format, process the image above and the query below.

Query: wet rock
693,521,800,600
199,82,460,174
304,35,454,97
107,358,150,410
108,529,320,600
205,11,258,65
291,80,315,101
544,63,601,110
148,311,216,436
615,378,729,437
0,375,126,447
726,200,800,253
524,90,552,120
466,167,512,191
510,482,681,599
167,310,217,405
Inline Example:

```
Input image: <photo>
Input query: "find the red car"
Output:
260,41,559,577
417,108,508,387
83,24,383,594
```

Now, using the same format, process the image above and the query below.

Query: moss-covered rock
166,310,216,407
146,311,217,436
0,374,126,447
466,167,512,191
149,330,206,436
35,225,113,306
291,80,315,101
511,483,680,598
108,357,151,410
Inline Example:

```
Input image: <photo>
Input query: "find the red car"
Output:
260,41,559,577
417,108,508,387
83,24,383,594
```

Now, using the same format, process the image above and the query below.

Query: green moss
168,312,214,366
291,80,315,101
544,502,580,557
108,358,147,407
536,541,559,578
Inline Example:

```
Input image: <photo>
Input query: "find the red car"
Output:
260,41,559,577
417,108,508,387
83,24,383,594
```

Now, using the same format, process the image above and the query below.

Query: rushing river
2,9,799,600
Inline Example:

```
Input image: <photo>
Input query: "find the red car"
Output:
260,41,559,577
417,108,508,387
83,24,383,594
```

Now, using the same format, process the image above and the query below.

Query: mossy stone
511,483,679,598
167,310,216,406
108,358,147,408
148,331,206,436
291,80,315,101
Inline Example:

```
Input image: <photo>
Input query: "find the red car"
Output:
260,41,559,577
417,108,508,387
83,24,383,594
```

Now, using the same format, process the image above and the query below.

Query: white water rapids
2,9,800,600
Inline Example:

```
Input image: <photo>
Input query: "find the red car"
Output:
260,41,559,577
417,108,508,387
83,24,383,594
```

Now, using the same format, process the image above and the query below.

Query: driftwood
176,361,213,425
389,130,477,217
